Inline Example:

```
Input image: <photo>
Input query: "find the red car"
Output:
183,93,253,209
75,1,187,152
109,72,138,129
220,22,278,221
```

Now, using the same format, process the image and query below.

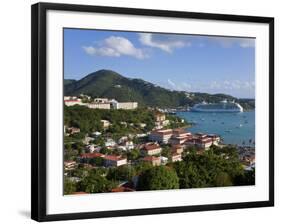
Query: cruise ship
191,100,243,113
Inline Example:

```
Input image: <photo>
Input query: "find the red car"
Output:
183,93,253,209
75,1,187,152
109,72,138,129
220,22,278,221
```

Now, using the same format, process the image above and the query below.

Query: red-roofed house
171,153,182,162
141,143,162,156
169,129,192,145
185,133,214,149
172,144,184,154
64,98,84,106
80,152,105,159
104,155,127,167
149,129,173,143
142,156,161,166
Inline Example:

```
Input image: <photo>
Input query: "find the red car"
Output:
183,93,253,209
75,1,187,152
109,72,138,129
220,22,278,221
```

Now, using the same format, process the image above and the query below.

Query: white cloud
208,36,255,48
239,39,255,48
83,36,148,59
210,81,221,89
182,82,192,90
167,79,176,87
139,33,190,53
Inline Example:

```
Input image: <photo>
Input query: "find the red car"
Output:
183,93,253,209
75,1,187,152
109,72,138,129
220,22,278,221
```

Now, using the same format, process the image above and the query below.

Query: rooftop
80,152,104,159
104,155,126,161
144,143,161,151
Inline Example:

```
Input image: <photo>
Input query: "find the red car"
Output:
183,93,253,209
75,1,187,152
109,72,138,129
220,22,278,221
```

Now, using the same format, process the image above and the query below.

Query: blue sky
64,28,255,98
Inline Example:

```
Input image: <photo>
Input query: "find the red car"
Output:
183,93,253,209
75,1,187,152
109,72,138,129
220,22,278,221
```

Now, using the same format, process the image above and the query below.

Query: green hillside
64,69,254,109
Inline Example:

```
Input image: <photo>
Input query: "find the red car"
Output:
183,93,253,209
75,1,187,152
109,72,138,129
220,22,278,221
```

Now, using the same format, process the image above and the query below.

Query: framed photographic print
31,2,274,222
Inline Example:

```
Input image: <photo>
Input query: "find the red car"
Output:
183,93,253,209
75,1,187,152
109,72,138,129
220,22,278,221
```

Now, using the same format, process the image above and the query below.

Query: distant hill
64,69,254,109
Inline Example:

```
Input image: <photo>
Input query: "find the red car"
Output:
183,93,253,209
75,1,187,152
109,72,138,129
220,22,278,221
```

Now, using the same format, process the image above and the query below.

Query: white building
64,98,84,106
101,120,111,129
110,100,138,110
94,98,109,103
64,161,77,171
171,153,182,162
87,103,111,109
86,144,98,153
160,156,168,165
149,129,173,143
105,138,116,147
104,156,127,167
141,143,162,156
64,96,77,100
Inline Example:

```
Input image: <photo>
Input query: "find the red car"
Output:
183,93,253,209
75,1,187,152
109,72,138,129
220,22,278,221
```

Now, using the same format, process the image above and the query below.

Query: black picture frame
31,2,274,222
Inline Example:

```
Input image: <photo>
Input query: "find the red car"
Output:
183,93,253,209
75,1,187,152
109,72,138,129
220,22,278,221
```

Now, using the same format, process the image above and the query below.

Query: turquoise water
176,111,255,146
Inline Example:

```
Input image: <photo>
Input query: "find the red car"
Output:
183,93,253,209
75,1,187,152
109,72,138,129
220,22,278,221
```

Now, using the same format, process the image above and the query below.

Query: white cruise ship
191,100,243,113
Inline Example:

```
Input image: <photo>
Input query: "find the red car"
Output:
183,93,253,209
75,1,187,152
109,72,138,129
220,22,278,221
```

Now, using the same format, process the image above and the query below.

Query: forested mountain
64,69,254,109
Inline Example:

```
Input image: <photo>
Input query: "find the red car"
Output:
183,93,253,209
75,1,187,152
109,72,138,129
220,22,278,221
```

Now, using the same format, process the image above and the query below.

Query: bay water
176,111,255,146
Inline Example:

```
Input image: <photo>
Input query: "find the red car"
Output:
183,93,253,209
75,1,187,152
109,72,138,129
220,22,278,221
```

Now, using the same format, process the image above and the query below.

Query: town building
154,111,166,122
64,160,77,171
118,140,134,151
241,154,255,166
64,96,77,100
85,144,99,153
64,96,138,110
171,153,182,162
149,129,173,143
105,138,116,148
101,120,111,129
169,128,192,145
90,131,102,137
104,155,127,167
94,98,109,103
172,144,184,154
141,143,162,156
87,103,111,109
67,127,80,135
154,111,170,129
160,156,168,165
207,134,221,145
185,133,214,149
80,152,105,159
142,156,161,166
112,102,138,110
79,152,105,163
64,98,84,106
138,123,147,128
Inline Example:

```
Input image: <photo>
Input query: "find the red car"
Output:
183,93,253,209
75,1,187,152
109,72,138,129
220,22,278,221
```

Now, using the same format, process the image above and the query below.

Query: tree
161,145,172,159
234,168,255,186
172,147,244,189
137,166,179,191
214,172,232,187
127,148,141,161
79,171,116,193
89,157,104,167
107,165,136,181
64,178,77,195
